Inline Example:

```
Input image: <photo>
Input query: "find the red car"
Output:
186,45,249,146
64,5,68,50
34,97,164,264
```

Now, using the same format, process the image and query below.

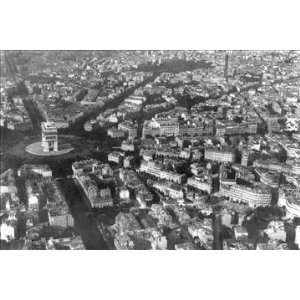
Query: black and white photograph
1,50,300,251
1,1,300,300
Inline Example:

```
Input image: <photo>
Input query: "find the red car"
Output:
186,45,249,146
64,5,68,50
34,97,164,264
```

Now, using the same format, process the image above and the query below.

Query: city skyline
1,50,300,250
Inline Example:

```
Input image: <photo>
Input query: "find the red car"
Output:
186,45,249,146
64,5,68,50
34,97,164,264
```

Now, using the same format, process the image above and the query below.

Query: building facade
220,182,272,208
41,121,58,152
204,147,236,163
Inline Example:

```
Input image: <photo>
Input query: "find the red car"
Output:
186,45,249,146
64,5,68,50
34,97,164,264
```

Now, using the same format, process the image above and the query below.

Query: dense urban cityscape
1,50,300,250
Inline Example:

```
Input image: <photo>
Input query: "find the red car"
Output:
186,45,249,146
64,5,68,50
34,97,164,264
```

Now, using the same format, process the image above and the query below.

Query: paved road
57,177,109,249
23,98,45,134
213,215,223,250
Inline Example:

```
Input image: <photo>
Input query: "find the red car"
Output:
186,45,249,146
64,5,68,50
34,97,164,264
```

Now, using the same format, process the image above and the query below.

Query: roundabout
25,141,74,157
25,122,74,157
